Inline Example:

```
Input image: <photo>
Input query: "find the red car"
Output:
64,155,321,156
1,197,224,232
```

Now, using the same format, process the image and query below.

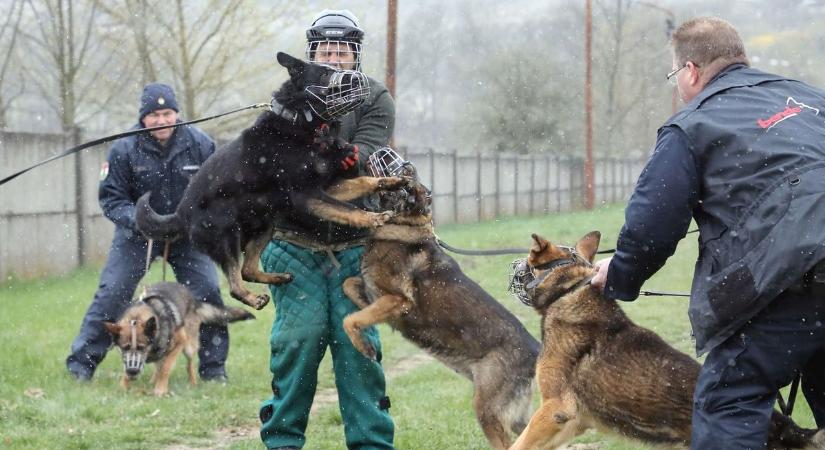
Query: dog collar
269,98,300,124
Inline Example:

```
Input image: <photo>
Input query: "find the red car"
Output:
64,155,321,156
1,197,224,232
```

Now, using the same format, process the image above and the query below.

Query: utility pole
386,0,397,99
584,0,594,209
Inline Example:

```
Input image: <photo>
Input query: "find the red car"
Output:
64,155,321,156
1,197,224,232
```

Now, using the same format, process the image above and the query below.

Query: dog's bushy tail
767,410,825,449
196,303,255,325
135,192,183,240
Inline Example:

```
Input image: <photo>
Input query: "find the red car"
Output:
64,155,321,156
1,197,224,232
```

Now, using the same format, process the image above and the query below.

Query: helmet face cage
305,69,370,121
508,258,535,307
306,40,363,71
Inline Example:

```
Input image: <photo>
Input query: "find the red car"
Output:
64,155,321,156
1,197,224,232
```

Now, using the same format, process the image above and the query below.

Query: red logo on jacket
757,97,820,130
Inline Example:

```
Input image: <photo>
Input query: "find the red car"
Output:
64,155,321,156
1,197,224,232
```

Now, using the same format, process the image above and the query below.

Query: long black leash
435,239,615,256
0,102,270,186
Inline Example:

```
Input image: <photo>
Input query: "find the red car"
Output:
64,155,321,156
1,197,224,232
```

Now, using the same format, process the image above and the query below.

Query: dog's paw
343,317,377,361
371,210,395,227
252,294,270,310
152,387,170,397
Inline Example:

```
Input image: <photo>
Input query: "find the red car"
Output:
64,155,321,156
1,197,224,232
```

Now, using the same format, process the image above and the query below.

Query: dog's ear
575,231,601,263
529,233,554,266
530,233,550,256
102,321,121,337
144,317,157,339
276,52,306,79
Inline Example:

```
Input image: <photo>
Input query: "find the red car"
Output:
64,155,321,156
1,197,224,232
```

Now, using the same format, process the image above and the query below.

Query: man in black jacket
591,17,825,449
66,83,231,383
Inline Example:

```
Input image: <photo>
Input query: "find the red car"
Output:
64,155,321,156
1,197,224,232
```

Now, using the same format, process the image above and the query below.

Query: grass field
0,204,816,449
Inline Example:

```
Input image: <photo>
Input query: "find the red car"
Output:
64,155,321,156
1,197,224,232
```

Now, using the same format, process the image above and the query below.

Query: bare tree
0,0,26,129
20,0,132,131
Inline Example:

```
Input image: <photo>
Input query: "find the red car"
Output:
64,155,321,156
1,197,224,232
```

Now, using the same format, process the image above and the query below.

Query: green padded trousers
258,240,394,450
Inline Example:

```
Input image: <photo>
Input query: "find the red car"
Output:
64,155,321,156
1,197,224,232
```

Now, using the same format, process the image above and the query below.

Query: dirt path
165,352,435,450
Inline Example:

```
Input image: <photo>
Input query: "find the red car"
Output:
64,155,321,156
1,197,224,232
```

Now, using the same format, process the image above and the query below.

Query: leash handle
640,290,691,297
0,102,270,187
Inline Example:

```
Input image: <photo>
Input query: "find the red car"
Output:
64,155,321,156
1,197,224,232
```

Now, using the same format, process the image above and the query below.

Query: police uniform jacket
605,64,825,355
99,123,215,240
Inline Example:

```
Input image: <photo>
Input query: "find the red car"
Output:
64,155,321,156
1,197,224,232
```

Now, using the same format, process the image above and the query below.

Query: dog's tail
196,303,255,325
135,192,184,240
767,410,825,449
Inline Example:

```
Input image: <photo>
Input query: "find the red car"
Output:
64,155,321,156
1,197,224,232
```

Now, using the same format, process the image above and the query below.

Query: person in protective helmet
258,9,396,450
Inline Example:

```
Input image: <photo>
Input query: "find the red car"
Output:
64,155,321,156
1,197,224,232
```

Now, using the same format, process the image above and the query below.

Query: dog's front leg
293,190,394,229
241,232,293,286
509,395,579,450
120,373,130,390
153,335,186,396
342,292,413,360
325,176,407,202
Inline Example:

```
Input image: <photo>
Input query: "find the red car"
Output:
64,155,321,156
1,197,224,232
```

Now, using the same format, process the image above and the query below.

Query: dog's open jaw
526,232,601,309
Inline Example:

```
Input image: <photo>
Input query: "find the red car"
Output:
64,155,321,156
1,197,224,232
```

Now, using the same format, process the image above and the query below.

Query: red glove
341,145,359,170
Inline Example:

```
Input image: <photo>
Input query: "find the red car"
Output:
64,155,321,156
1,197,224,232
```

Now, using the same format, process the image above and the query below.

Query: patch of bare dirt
166,352,435,450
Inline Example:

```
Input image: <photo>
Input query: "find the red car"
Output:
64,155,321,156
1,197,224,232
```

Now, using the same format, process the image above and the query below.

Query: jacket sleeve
351,89,395,169
605,126,700,300
99,140,137,231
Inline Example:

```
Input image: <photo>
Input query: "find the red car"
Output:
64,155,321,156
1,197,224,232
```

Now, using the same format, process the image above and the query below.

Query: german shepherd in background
136,52,404,310
510,231,825,450
340,166,540,450
102,282,254,396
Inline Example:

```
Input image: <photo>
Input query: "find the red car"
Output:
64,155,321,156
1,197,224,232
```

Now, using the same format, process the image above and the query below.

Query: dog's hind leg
342,292,413,360
325,176,406,201
241,233,293,286
183,324,198,386
342,276,370,309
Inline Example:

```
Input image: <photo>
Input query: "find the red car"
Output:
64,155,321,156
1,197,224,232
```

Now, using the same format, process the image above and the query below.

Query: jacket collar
136,120,191,160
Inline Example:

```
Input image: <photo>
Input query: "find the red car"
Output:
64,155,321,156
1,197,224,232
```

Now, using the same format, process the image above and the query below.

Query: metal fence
0,132,645,280
400,148,644,225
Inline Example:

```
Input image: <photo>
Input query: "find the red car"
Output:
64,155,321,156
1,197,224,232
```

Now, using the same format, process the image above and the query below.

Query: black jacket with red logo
605,64,825,355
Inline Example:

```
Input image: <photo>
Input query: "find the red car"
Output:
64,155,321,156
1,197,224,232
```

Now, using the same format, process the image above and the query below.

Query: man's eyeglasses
667,64,687,86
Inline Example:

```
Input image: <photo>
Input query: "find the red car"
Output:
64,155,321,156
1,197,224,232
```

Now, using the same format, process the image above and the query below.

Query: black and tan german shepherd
510,231,825,450
339,166,540,450
102,282,254,396
136,52,404,310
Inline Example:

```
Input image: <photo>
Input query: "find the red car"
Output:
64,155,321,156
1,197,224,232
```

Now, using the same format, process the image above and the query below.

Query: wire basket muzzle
306,69,370,121
508,258,535,307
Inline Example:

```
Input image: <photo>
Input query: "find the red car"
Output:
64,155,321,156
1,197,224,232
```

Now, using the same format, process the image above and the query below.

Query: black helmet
306,9,364,71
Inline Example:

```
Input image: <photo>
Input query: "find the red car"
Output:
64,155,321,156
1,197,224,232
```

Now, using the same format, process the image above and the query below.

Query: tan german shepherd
102,282,254,396
339,168,540,450
509,231,825,450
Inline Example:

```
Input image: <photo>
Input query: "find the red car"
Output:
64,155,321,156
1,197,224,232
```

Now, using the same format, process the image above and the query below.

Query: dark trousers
691,289,825,449
66,229,228,378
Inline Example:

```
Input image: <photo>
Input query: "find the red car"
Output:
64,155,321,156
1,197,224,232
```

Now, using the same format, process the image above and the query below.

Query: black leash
777,373,802,417
0,102,270,186
436,239,616,256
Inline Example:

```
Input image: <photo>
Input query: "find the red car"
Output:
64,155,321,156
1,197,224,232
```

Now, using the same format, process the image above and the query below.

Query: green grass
0,204,817,449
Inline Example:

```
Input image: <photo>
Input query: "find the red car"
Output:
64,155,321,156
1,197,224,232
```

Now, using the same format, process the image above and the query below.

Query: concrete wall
0,130,113,280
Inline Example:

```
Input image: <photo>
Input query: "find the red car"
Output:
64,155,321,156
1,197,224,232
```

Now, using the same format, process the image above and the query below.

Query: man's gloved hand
339,143,359,170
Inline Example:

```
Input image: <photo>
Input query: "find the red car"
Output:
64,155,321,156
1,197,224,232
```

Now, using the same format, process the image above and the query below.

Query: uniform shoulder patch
100,162,109,180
